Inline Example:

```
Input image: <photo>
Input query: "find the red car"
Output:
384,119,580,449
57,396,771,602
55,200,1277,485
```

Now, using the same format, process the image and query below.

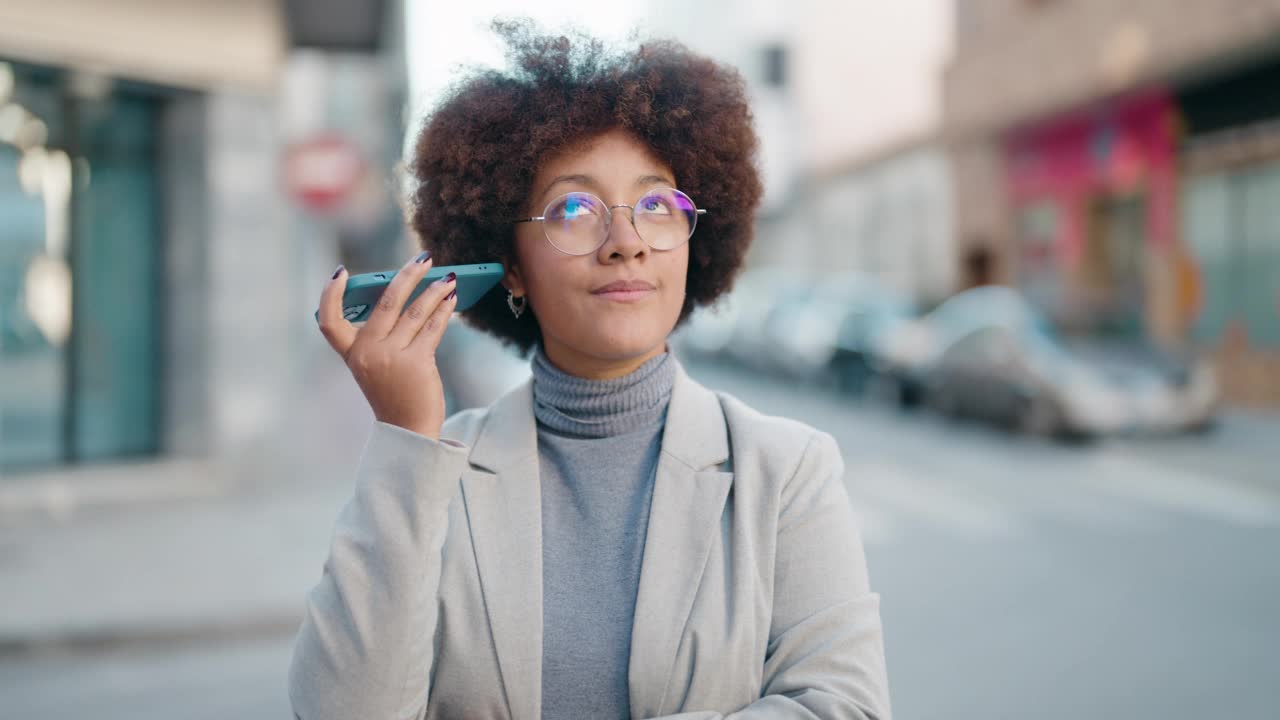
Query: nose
598,205,647,262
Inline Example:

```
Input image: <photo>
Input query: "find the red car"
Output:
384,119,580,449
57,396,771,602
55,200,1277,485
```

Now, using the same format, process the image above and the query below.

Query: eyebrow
537,173,676,204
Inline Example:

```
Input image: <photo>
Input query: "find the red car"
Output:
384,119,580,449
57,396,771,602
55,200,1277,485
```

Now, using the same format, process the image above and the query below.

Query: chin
590,336,666,362
578,323,671,362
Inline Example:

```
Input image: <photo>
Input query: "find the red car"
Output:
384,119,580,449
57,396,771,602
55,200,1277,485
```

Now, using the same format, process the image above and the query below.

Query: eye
639,195,672,214
549,193,601,220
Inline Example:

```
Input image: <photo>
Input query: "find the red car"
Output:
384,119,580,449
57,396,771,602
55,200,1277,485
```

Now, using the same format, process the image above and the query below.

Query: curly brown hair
407,19,762,354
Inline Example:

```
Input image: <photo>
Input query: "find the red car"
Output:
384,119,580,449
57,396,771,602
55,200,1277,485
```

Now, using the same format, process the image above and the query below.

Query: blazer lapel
628,365,733,718
460,379,543,720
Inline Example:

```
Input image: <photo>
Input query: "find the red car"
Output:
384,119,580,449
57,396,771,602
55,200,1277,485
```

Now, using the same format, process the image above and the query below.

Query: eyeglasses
513,188,706,256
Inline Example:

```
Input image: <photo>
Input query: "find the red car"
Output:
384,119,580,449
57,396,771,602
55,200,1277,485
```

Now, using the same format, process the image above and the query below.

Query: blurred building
807,139,955,305
644,0,957,304
944,0,1280,406
0,0,407,473
642,0,801,217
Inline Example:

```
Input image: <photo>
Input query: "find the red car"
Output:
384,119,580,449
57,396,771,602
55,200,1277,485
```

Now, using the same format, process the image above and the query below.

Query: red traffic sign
284,134,366,213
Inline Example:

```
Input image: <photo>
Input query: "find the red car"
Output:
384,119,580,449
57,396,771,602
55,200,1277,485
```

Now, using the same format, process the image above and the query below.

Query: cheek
519,239,688,338
514,232,562,293
663,248,690,301
520,247,591,315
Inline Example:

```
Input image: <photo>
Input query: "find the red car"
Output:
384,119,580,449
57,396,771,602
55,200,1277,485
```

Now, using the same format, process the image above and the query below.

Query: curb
0,459,238,525
0,610,303,658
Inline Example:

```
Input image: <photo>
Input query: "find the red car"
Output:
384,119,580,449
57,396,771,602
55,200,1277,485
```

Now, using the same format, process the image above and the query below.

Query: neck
540,338,668,380
531,344,676,439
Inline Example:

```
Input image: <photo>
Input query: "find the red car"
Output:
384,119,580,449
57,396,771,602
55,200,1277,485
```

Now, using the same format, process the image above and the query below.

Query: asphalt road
3,359,1277,719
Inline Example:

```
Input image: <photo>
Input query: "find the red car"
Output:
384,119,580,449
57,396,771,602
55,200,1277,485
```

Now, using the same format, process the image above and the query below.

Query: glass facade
1182,161,1280,350
1,65,67,468
0,61,162,471
1004,91,1178,340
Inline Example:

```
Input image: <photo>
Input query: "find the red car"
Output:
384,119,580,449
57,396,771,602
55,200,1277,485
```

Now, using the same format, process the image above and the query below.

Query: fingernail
444,272,456,283
447,289,457,301
331,265,344,279
414,250,431,264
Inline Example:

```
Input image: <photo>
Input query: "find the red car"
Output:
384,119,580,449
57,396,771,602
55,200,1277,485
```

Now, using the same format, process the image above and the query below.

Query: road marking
846,461,1022,538
847,495,899,546
1077,451,1280,527
842,436,1175,535
925,440,1176,532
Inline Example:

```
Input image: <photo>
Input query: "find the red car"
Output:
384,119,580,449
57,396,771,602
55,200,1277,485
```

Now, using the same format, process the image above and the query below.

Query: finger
363,250,434,340
390,271,457,348
407,280,459,354
317,265,358,358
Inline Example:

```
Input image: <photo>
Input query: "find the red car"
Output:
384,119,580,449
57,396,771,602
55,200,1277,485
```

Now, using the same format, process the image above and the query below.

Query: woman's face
508,128,689,378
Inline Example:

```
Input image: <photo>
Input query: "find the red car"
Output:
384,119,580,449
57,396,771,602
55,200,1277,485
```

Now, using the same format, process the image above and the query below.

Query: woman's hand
317,251,459,440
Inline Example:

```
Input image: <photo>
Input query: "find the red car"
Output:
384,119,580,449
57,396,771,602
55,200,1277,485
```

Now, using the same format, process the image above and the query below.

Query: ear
502,262,526,297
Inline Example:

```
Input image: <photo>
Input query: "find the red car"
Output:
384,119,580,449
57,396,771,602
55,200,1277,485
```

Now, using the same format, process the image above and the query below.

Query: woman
290,21,890,720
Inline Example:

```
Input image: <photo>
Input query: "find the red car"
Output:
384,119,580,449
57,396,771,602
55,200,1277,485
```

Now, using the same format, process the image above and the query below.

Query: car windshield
932,287,1078,368
1021,321,1074,368
933,289,1043,337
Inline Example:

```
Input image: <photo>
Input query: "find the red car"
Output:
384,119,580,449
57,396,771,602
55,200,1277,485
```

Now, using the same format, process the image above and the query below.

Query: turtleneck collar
531,344,677,439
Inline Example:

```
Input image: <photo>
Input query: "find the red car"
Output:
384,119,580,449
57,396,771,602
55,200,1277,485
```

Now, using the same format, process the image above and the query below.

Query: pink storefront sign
1004,89,1178,266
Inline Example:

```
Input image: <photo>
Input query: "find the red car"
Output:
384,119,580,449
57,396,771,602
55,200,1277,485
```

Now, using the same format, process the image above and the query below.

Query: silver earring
507,291,526,319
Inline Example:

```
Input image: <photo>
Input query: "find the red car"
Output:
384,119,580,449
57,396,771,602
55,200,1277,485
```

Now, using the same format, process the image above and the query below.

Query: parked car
827,281,917,395
677,302,737,358
923,290,1218,439
928,325,1130,438
675,268,772,359
757,272,917,388
867,286,1025,407
1064,340,1219,434
759,282,832,378
725,269,796,371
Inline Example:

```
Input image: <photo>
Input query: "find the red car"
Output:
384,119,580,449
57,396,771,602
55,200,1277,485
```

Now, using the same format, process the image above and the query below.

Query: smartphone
315,262,504,323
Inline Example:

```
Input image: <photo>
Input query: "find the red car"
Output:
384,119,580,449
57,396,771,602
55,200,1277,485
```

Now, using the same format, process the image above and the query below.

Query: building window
956,0,982,37
1015,200,1062,319
762,44,787,89
1183,165,1280,349
0,59,164,471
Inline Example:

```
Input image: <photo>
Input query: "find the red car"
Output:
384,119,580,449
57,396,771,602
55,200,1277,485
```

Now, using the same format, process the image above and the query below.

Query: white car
765,273,915,384
923,289,1218,438
868,286,1029,407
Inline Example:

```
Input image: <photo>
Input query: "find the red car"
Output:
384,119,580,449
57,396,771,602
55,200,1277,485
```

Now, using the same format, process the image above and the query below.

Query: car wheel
1187,416,1218,435
898,379,924,409
834,357,869,395
867,373,904,408
931,385,963,419
1017,396,1060,437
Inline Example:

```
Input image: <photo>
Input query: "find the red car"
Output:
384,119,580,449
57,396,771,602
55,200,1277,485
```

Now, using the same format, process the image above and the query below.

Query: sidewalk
0,358,374,656
2,360,1274,656
1112,408,1280,489
0,476,353,654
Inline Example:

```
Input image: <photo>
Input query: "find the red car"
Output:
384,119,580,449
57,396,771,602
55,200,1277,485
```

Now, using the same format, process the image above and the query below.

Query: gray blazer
289,363,890,719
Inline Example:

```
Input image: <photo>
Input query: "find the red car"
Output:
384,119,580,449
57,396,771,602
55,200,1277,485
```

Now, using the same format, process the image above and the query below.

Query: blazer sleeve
288,421,470,720
648,430,891,720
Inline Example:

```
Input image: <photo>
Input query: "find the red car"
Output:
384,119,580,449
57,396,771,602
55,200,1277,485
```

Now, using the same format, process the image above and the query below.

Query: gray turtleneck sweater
531,345,676,720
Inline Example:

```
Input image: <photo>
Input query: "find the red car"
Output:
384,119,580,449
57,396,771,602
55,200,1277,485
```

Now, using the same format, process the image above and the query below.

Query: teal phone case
315,262,504,323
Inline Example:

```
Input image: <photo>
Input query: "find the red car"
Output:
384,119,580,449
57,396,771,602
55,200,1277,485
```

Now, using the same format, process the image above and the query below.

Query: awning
284,0,388,52
0,0,391,93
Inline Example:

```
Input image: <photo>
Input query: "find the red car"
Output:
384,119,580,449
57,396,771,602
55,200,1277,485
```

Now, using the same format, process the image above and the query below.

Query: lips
591,279,656,294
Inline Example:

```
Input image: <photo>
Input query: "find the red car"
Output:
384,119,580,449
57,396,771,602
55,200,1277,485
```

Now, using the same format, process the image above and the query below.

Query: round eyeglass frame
512,188,707,256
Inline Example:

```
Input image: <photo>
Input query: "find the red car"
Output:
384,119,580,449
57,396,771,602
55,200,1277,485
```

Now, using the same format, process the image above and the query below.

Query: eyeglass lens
541,189,698,255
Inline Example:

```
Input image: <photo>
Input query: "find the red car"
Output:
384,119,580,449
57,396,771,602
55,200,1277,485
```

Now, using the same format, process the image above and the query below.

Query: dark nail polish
447,289,457,301
331,265,344,279
444,272,456,283
414,250,431,264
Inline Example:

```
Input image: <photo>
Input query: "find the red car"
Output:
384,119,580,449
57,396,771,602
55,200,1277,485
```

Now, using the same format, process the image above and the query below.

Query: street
689,360,1280,719
2,358,1278,719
